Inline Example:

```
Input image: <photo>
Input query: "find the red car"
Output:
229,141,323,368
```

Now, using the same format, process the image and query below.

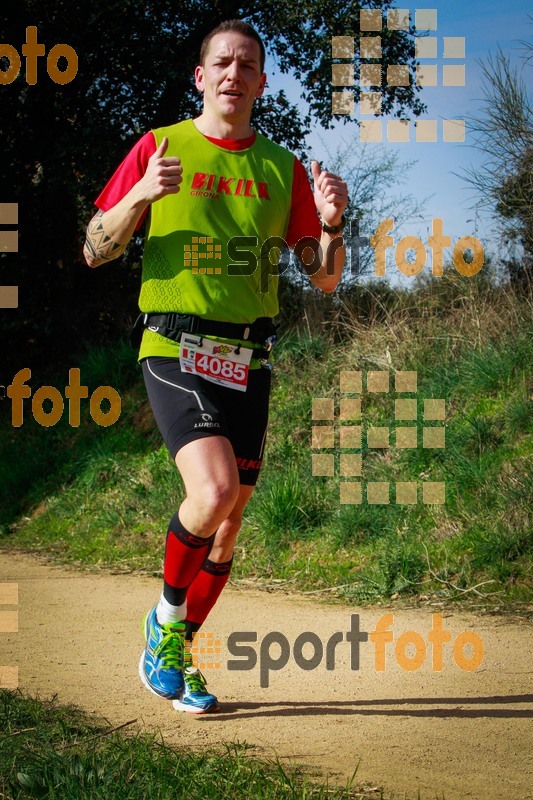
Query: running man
83,19,348,713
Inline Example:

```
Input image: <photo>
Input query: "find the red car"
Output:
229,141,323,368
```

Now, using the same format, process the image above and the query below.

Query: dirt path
1,550,531,799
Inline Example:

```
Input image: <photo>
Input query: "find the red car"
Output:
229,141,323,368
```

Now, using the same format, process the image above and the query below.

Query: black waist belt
131,312,277,359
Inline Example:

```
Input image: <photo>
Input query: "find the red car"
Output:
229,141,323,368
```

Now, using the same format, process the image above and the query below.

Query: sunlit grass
0,690,436,800
1,276,531,605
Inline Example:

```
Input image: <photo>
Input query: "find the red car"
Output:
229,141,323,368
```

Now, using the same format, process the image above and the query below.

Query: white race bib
180,334,253,391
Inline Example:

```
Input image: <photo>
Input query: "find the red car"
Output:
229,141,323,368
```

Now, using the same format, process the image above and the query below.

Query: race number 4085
196,354,247,384
180,335,253,391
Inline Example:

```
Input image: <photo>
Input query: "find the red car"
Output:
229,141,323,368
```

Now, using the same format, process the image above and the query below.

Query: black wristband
319,214,346,234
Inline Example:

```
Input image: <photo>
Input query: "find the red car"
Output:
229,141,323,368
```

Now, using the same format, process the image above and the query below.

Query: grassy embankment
3,688,417,800
1,273,531,607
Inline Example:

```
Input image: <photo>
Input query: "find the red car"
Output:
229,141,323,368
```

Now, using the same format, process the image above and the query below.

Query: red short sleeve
285,158,321,248
94,131,157,229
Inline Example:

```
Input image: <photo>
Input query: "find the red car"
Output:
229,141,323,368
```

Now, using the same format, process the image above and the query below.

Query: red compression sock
184,557,233,639
162,512,215,606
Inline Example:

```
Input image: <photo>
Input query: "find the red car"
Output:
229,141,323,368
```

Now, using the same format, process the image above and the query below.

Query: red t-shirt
95,129,322,246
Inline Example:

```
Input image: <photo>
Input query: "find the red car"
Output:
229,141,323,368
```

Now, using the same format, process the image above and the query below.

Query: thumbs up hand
137,136,183,204
153,136,169,158
311,160,348,228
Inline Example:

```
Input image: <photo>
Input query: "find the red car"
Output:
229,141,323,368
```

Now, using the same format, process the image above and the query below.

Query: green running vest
138,119,294,362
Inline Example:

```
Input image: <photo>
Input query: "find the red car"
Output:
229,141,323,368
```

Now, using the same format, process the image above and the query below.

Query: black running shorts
141,356,271,486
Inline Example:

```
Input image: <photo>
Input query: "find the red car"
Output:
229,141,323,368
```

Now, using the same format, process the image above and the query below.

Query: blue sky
265,0,532,274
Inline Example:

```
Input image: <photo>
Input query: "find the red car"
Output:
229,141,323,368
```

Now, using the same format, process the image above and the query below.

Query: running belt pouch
130,313,184,348
130,313,146,348
131,313,198,347
130,313,277,350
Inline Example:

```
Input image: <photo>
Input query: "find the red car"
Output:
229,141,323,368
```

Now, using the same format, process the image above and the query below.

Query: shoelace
184,669,208,694
153,623,185,670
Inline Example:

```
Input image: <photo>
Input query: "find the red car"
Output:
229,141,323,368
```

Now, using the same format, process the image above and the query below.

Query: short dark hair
199,20,266,73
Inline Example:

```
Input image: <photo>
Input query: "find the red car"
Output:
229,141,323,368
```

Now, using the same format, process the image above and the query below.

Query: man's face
195,32,266,122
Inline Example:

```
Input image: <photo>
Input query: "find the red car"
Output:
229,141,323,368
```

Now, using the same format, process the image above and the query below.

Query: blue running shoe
138,605,185,700
172,667,220,714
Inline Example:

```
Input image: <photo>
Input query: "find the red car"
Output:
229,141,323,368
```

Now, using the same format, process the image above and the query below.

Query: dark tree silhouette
0,0,424,374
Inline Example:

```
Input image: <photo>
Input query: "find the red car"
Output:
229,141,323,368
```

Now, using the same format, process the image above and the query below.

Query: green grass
0,690,439,800
0,273,531,606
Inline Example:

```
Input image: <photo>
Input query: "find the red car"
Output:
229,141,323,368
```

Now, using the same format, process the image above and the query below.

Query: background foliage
0,0,425,375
